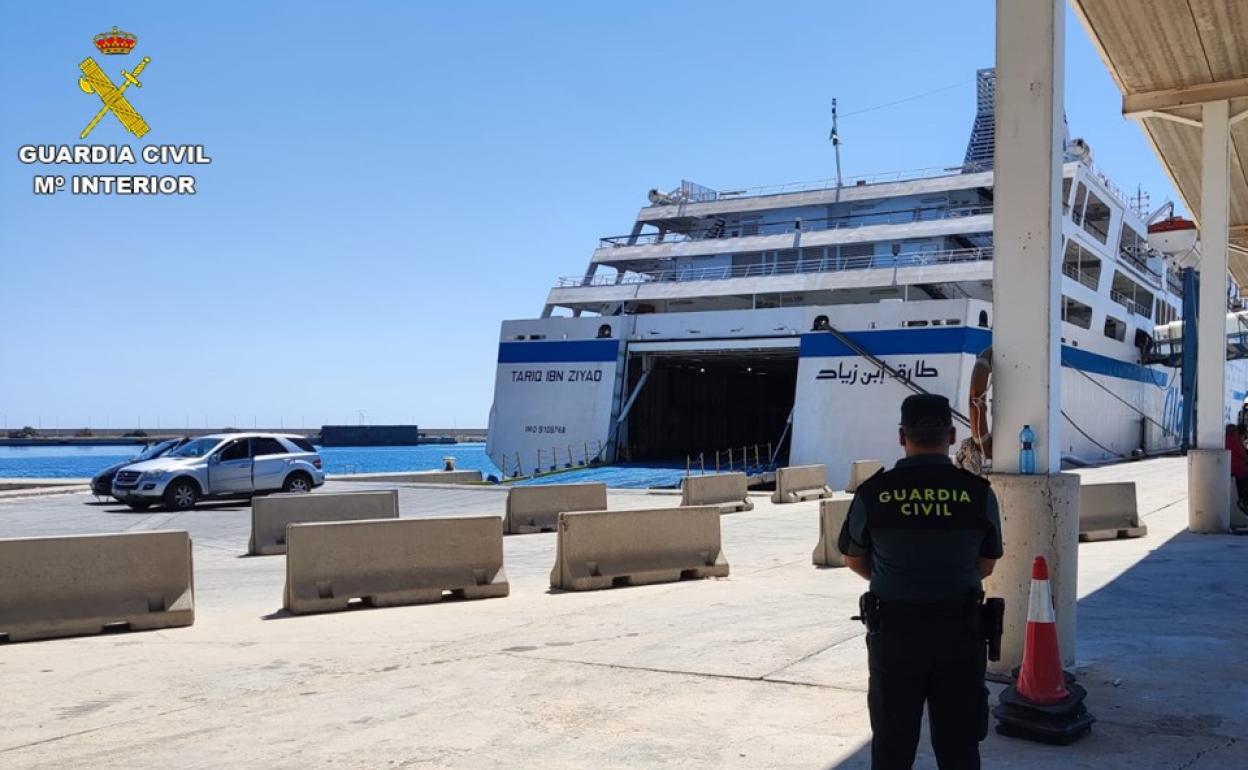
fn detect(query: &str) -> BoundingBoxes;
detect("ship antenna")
[829,99,843,200]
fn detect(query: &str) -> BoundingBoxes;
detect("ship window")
[1083,191,1111,244]
[1061,297,1093,329]
[1062,177,1072,214]
[741,217,760,237]
[1104,315,1126,341]
[1154,300,1177,327]
[905,320,929,327]
[1062,240,1101,289]
[1072,183,1088,225]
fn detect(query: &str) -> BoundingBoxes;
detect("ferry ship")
[487,70,1248,489]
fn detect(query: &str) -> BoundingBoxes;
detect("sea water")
[0,443,703,490]
[0,443,503,479]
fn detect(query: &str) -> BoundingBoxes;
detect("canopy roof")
[1072,0,1248,282]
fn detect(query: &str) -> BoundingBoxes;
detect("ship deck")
[0,458,1244,768]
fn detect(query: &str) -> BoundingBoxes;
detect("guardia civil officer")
[838,393,1003,770]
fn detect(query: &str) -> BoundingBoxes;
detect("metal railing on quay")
[685,443,775,477]
[494,440,607,480]
[555,247,994,289]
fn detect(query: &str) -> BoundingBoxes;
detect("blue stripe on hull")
[498,339,619,364]
[798,327,1167,387]
[799,327,992,358]
[496,329,1167,386]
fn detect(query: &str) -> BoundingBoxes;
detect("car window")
[136,439,177,461]
[219,439,250,462]
[290,438,316,453]
[253,437,287,456]
[169,437,222,458]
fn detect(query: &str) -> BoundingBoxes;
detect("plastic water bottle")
[1019,425,1036,475]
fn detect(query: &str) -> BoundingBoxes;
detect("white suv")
[112,433,325,511]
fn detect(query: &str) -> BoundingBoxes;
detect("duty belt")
[854,591,1005,661]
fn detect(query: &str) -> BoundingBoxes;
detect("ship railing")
[715,162,989,200]
[1117,246,1164,287]
[1061,262,1100,291]
[555,246,994,288]
[599,204,993,247]
[1109,289,1150,318]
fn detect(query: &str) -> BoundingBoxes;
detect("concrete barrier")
[249,490,399,555]
[771,464,833,504]
[506,482,607,534]
[284,516,508,614]
[1078,481,1148,542]
[811,499,852,567]
[680,473,753,514]
[550,506,729,591]
[845,460,885,492]
[331,469,483,484]
[0,530,194,643]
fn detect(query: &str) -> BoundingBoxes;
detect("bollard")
[443,456,456,472]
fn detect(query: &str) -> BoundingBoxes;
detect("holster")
[854,592,882,632]
[981,597,1005,662]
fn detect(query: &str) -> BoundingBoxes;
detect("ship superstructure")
[487,70,1248,487]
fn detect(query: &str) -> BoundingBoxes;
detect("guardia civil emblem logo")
[77,26,151,139]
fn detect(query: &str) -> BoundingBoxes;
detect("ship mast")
[829,98,843,200]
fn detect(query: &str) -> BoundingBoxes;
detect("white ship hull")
[487,300,1248,487]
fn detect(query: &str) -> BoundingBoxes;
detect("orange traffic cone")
[1016,556,1068,703]
[993,555,1095,745]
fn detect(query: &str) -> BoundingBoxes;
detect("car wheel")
[163,479,198,511]
[282,472,312,494]
[126,501,153,511]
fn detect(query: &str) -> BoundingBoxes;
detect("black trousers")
[866,604,988,770]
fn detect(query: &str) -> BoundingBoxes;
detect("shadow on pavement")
[825,528,1248,768]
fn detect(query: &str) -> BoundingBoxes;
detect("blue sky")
[0,1,1179,431]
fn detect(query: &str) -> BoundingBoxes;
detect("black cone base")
[993,682,1095,745]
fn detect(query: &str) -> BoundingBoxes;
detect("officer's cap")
[900,393,953,429]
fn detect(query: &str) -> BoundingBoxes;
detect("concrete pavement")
[0,458,1244,768]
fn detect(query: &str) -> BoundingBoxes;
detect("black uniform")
[839,453,1003,769]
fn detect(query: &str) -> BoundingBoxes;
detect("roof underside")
[1072,0,1248,283]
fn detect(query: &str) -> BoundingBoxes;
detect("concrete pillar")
[984,473,1080,674]
[988,0,1079,669]
[1190,449,1230,533]
[1191,99,1232,533]
[991,0,1064,475]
